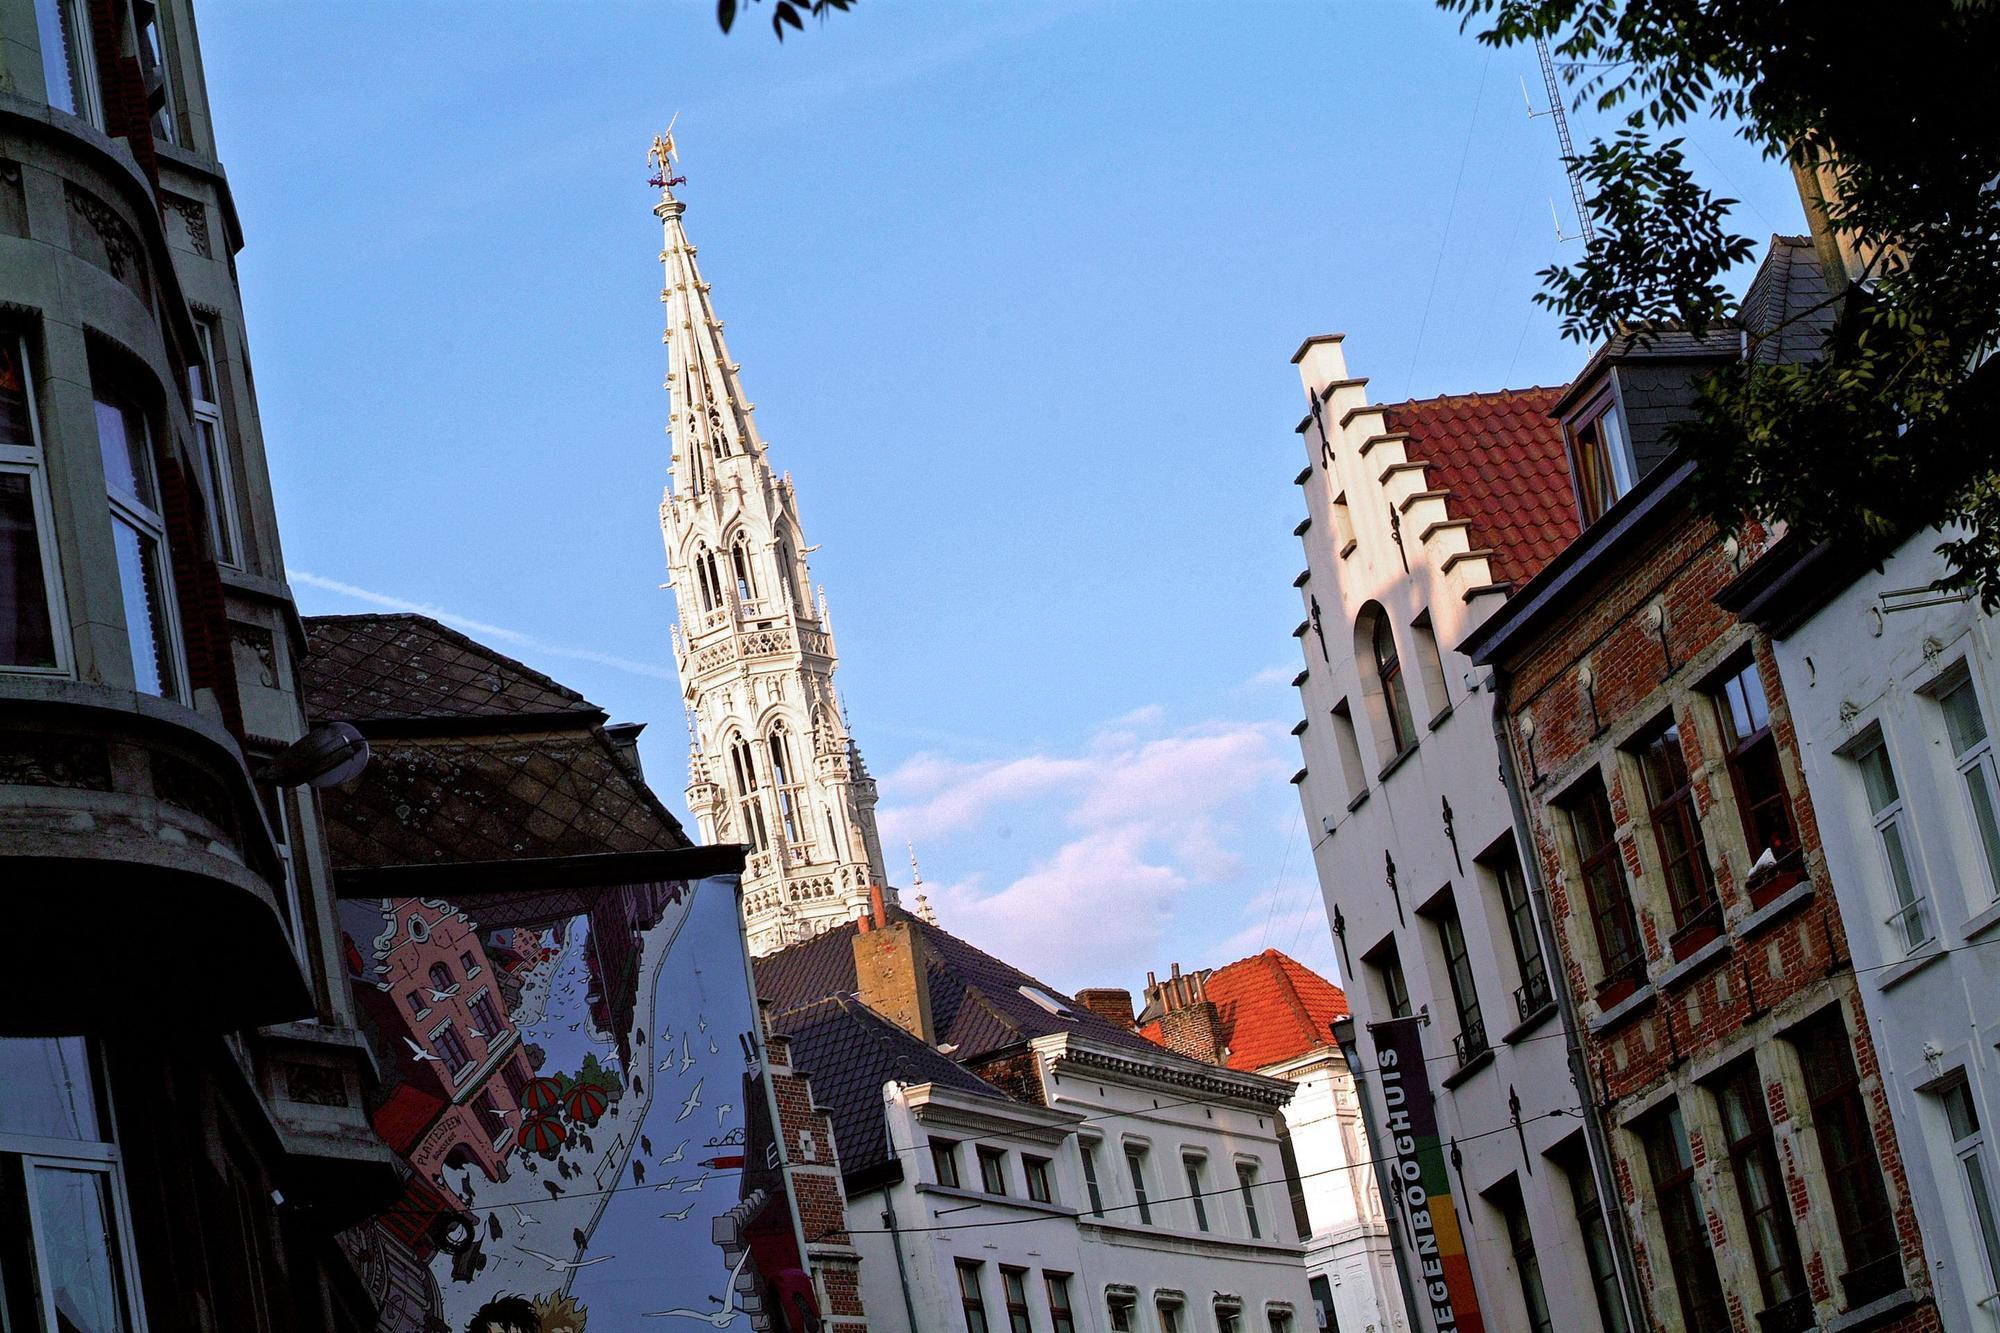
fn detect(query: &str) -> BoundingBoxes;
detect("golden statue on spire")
[649,117,686,191]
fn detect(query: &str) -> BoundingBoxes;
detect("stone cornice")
[1039,1037,1295,1109]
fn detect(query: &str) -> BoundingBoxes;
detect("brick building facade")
[1465,239,1937,1333]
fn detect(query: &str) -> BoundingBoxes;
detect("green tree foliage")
[716,0,852,42]
[1440,1,2000,600]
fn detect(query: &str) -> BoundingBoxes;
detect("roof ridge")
[304,612,600,715]
[1369,384,1566,415]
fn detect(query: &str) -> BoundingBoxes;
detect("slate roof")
[776,995,1002,1179]
[1738,235,1831,365]
[755,910,1163,1064]
[305,613,600,726]
[302,614,687,872]
[1137,949,1349,1073]
[1380,386,1579,589]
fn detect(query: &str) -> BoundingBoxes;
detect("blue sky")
[203,1,1805,993]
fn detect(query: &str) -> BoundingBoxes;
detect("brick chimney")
[1145,964,1222,1064]
[851,884,935,1045]
[1074,988,1136,1028]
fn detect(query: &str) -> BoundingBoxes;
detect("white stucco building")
[651,134,891,954]
[1724,527,2000,1331]
[1284,334,1637,1333]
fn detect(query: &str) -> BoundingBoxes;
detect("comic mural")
[336,875,812,1332]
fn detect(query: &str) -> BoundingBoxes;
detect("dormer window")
[1568,390,1633,525]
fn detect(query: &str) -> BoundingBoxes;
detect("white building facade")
[650,137,890,954]
[1285,334,1636,1333]
[1727,529,2000,1331]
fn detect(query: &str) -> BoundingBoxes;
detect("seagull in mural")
[661,1140,688,1165]
[716,1104,733,1126]
[697,1015,708,1032]
[511,1207,540,1228]
[642,1246,750,1324]
[659,1202,696,1222]
[676,1079,703,1123]
[680,1173,710,1193]
[653,1176,680,1193]
[680,1035,696,1073]
[658,1057,676,1073]
[707,1036,719,1056]
[427,985,461,1003]
[487,1105,515,1120]
[402,1037,440,1064]
[467,1028,487,1040]
[516,1246,612,1273]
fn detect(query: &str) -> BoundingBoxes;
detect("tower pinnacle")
[652,138,891,955]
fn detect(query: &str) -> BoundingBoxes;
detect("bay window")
[94,389,181,700]
[0,337,65,673]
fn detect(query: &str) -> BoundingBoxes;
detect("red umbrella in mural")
[516,1114,567,1156]
[520,1077,562,1115]
[564,1081,608,1125]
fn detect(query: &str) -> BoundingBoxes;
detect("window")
[1309,1276,1339,1333]
[1330,698,1369,805]
[1106,1292,1135,1332]
[1,339,65,672]
[692,545,720,611]
[1557,1140,1629,1333]
[769,726,806,845]
[460,950,479,976]
[0,1037,144,1333]
[469,990,502,1036]
[727,736,770,853]
[1369,611,1418,756]
[134,0,176,144]
[500,1056,529,1099]
[1079,1140,1103,1216]
[433,1024,472,1077]
[1940,1078,2000,1295]
[1713,658,1796,862]
[978,1145,1008,1195]
[1267,1310,1294,1333]
[1565,771,1643,982]
[1215,1299,1244,1333]
[1000,1267,1032,1333]
[1711,1059,1807,1317]
[32,0,101,125]
[931,1138,962,1189]
[1639,1102,1727,1332]
[1634,718,1717,933]
[404,991,427,1019]
[1370,940,1412,1019]
[428,962,454,993]
[1157,1298,1183,1333]
[1490,1179,1552,1333]
[1411,611,1450,721]
[1024,1155,1052,1204]
[1491,848,1551,1021]
[1044,1273,1076,1333]
[957,1260,990,1333]
[1237,1161,1263,1239]
[1941,678,2000,900]
[188,318,239,567]
[1184,1156,1209,1231]
[1430,897,1487,1063]
[95,389,180,699]
[1856,736,1931,950]
[1125,1145,1153,1224]
[731,536,757,604]
[1793,1010,1902,1301]
[1569,393,1632,525]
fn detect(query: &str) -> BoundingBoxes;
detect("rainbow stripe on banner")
[1370,1016,1484,1333]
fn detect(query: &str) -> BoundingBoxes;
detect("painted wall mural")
[337,875,810,1332]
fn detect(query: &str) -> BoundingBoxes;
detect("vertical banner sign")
[1370,1016,1485,1333]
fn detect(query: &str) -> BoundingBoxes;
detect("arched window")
[692,546,719,612]
[732,537,757,604]
[728,735,769,852]
[769,725,806,845]
[777,535,803,609]
[429,961,454,992]
[1372,613,1417,754]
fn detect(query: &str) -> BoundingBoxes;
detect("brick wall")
[766,1024,869,1330]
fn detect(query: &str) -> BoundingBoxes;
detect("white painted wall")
[1764,531,2000,1332]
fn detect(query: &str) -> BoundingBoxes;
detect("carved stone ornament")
[64,184,145,289]
[163,191,212,258]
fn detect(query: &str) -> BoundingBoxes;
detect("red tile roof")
[1380,387,1578,591]
[1138,949,1349,1073]
[371,1082,447,1156]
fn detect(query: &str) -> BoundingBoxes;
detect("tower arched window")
[777,535,803,610]
[732,537,757,605]
[1358,603,1418,762]
[769,724,806,846]
[692,546,720,612]
[728,735,769,853]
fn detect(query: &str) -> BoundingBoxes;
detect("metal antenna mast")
[1524,34,1594,243]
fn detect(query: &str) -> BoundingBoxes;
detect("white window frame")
[1,335,75,677]
[34,0,103,128]
[95,387,186,704]
[1941,1077,2000,1302]
[1854,733,1932,952]
[0,1039,151,1332]
[188,319,241,568]
[1936,672,2000,904]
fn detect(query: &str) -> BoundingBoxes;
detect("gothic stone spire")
[653,137,890,956]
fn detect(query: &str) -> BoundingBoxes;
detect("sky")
[201,0,1807,996]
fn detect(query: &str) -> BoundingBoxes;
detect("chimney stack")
[1144,962,1222,1064]
[852,885,934,1044]
[1075,988,1136,1028]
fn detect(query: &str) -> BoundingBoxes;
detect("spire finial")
[649,118,687,199]
[907,840,923,886]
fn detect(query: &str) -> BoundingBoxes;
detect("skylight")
[1019,984,1074,1017]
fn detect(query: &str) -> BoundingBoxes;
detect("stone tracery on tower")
[651,134,891,955]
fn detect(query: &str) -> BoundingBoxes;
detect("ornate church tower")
[650,134,890,955]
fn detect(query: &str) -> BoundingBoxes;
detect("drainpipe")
[879,1187,922,1333]
[1332,1016,1424,1333]
[1487,668,1648,1333]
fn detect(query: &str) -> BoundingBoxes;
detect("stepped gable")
[1139,948,1349,1073]
[756,910,1161,1063]
[304,612,600,726]
[1380,385,1576,589]
[777,996,1002,1179]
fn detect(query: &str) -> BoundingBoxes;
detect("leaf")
[717,0,736,32]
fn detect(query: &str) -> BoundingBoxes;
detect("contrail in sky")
[288,569,678,683]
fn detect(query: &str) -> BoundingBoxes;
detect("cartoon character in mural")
[464,1292,589,1333]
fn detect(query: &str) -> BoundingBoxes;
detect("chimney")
[1145,963,1222,1065]
[852,886,934,1044]
[1075,988,1136,1028]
